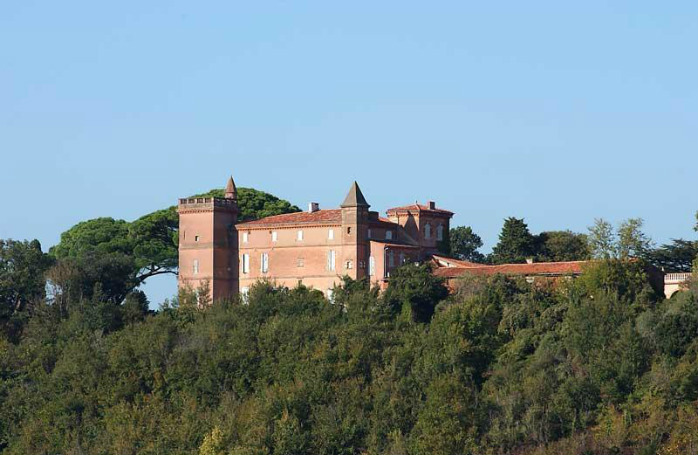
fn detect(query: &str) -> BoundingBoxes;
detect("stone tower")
[340,181,370,280]
[178,176,239,302]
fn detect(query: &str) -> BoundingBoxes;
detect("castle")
[178,176,453,301]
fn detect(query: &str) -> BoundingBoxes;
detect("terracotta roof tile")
[386,204,454,216]
[432,255,485,268]
[433,261,587,278]
[237,209,341,228]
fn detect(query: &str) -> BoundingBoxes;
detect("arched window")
[436,224,444,241]
[424,223,432,239]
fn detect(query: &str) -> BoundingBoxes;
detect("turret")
[224,176,237,200]
[340,181,370,280]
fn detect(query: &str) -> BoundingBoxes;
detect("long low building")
[431,254,671,296]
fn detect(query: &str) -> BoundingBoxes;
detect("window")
[367,229,372,239]
[436,224,444,241]
[326,289,334,303]
[297,230,304,241]
[271,231,278,242]
[347,227,352,234]
[242,254,250,274]
[328,229,334,240]
[261,253,269,273]
[369,256,375,276]
[345,260,353,269]
[192,259,199,275]
[242,232,249,243]
[424,223,432,239]
[399,252,406,264]
[327,250,336,271]
[388,251,395,268]
[241,287,250,304]
[297,257,305,267]
[195,235,200,242]
[385,230,393,240]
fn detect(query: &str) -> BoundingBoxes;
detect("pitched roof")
[432,261,587,278]
[225,176,237,199]
[341,181,370,208]
[237,209,342,228]
[432,254,484,268]
[386,203,453,216]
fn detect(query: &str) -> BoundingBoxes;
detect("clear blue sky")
[2,1,697,306]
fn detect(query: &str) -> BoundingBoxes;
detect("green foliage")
[535,230,590,262]
[588,218,653,260]
[0,239,53,340]
[490,217,536,264]
[2,248,698,455]
[382,263,449,323]
[448,226,485,262]
[648,239,698,272]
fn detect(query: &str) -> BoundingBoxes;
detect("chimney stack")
[428,201,436,210]
[308,202,320,213]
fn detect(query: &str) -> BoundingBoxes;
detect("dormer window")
[424,223,432,239]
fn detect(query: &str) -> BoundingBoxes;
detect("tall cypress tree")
[490,217,535,264]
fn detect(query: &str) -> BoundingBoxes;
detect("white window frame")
[297,230,304,241]
[193,259,199,275]
[242,254,250,274]
[271,231,278,242]
[369,256,375,276]
[328,228,334,240]
[242,232,249,243]
[241,287,250,304]
[327,250,336,271]
[261,253,269,273]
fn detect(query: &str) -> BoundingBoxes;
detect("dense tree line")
[1,252,698,454]
[1,195,697,454]
[451,216,698,272]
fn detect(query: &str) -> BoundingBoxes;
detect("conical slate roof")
[341,181,370,208]
[224,176,237,199]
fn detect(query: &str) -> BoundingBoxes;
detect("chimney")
[308,202,320,213]
[428,201,436,210]
[525,258,534,264]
